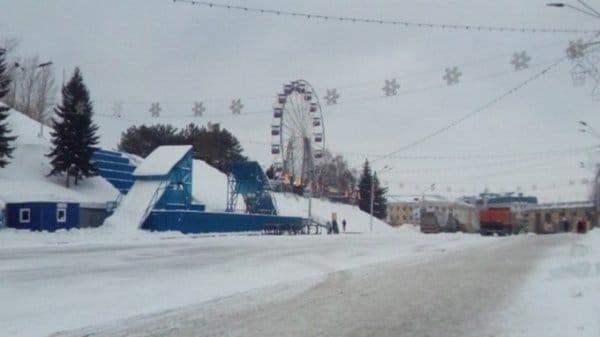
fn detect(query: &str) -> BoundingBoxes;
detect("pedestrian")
[342,219,347,232]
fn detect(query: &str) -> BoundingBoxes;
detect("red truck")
[479,207,517,236]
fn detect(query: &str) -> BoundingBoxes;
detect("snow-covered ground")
[0,227,495,337]
[489,229,600,337]
[0,107,118,207]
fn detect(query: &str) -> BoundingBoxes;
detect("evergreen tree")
[0,47,16,168]
[372,172,388,219]
[118,122,247,173]
[357,160,388,219]
[47,68,99,187]
[358,159,373,213]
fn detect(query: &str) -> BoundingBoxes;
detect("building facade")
[525,201,593,234]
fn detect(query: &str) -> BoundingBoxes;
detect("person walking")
[342,219,347,232]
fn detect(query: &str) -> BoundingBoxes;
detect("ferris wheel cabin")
[271,125,281,136]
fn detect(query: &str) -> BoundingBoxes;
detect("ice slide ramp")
[102,145,193,231]
[102,180,165,230]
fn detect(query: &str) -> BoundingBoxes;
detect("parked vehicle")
[420,208,460,233]
[479,207,517,236]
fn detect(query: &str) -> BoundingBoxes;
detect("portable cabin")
[5,201,79,231]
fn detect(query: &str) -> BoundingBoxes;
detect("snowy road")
[1,229,494,337]
[36,233,587,337]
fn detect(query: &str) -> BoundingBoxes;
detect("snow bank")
[273,192,398,233]
[491,229,600,337]
[192,159,246,211]
[0,109,118,207]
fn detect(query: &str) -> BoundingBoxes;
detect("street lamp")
[370,165,392,232]
[12,60,53,137]
[547,1,600,19]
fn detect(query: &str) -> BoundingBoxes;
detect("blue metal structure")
[92,149,136,194]
[143,210,304,234]
[145,150,194,210]
[5,202,79,231]
[99,146,308,234]
[227,161,278,215]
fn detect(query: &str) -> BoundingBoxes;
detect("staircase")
[227,161,279,215]
[92,149,137,194]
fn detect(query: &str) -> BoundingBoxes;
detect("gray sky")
[2,0,600,202]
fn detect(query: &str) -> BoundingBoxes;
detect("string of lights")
[95,40,566,109]
[239,138,596,161]
[373,57,565,163]
[172,0,599,34]
[94,56,558,120]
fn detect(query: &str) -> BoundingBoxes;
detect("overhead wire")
[172,0,599,34]
[372,57,566,164]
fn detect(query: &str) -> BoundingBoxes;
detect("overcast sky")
[2,0,600,202]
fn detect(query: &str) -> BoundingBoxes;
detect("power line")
[172,0,599,34]
[340,146,596,161]
[373,57,566,163]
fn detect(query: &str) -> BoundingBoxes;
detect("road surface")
[51,234,579,337]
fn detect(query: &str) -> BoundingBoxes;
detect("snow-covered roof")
[528,201,593,211]
[134,145,192,177]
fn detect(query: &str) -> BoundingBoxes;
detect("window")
[544,212,552,222]
[19,208,31,223]
[57,207,67,223]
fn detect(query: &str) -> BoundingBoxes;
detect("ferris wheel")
[270,80,326,187]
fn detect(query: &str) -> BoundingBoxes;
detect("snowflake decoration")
[230,99,243,115]
[443,66,462,85]
[192,101,206,117]
[75,101,86,115]
[566,39,586,60]
[323,89,340,105]
[382,78,400,96]
[149,102,161,117]
[510,51,531,71]
[112,101,123,118]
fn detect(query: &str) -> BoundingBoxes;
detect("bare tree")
[0,36,19,106]
[10,55,56,134]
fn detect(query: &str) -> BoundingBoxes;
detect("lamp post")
[13,60,53,137]
[370,165,392,232]
[578,120,600,227]
[547,1,600,18]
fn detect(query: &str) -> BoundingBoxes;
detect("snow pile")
[492,230,600,337]
[273,192,398,233]
[192,159,242,211]
[0,108,118,207]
